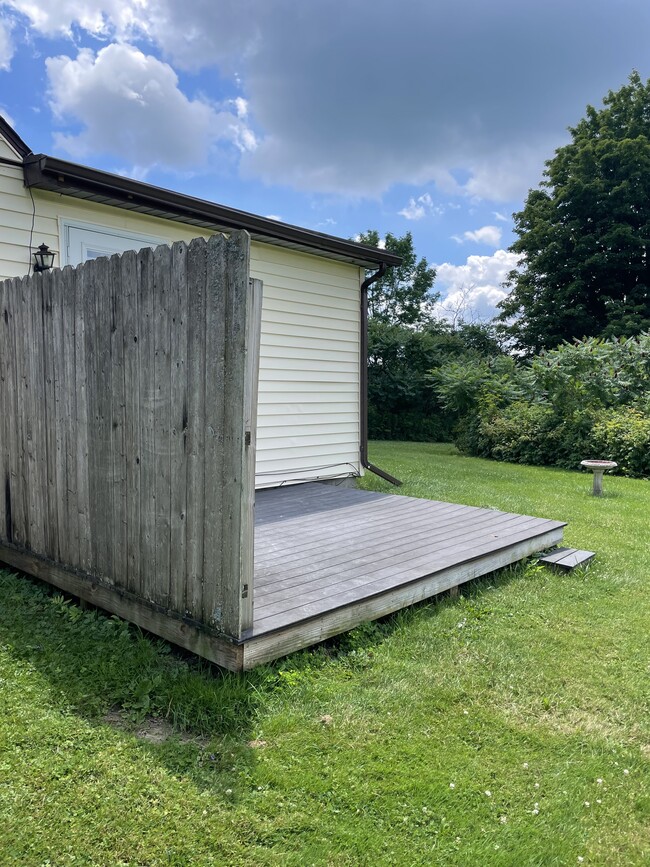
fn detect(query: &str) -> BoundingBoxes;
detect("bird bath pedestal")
[580,460,617,496]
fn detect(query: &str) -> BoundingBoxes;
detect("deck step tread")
[539,547,595,570]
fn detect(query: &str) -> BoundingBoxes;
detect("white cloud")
[434,249,518,322]
[458,225,502,247]
[233,126,257,153]
[264,214,282,221]
[4,0,137,37]
[399,198,426,221]
[461,146,558,201]
[3,0,257,67]
[453,225,503,247]
[493,211,509,222]
[45,43,256,171]
[399,193,434,221]
[5,0,649,199]
[0,17,14,70]
[232,96,248,119]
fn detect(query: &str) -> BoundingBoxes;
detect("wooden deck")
[241,483,566,668]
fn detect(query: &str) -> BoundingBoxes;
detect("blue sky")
[1,0,649,320]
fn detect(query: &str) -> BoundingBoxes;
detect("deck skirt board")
[250,484,566,650]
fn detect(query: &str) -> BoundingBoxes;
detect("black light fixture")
[32,242,56,273]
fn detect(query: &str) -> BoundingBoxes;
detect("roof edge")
[23,153,402,269]
[0,116,32,158]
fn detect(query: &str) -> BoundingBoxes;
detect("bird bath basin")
[580,460,617,496]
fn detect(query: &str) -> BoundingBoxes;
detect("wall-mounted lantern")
[32,243,56,273]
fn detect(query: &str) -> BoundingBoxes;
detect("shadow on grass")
[0,567,271,792]
[0,557,535,789]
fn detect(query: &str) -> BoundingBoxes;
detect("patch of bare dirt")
[103,709,207,746]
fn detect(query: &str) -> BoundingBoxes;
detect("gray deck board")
[254,511,546,595]
[255,504,490,573]
[251,483,565,639]
[254,520,562,626]
[254,499,476,556]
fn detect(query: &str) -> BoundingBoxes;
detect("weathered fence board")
[185,238,207,621]
[0,232,259,656]
[202,237,227,628]
[240,278,263,632]
[169,241,189,615]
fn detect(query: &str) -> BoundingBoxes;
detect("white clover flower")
[225,788,233,795]
[584,801,590,807]
[500,815,507,824]
[523,762,529,769]
[450,782,456,789]
[597,778,603,784]
[577,858,584,864]
[534,782,540,789]
[485,790,492,797]
[532,808,539,815]
[623,769,630,775]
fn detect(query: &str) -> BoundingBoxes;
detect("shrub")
[591,407,650,477]
[435,333,650,478]
[477,402,557,465]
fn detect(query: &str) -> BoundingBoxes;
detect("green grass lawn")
[1,442,648,865]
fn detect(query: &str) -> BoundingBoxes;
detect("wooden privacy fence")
[0,232,262,669]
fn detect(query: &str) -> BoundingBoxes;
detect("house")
[0,115,401,491]
[0,116,566,670]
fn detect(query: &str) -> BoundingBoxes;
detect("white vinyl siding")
[251,244,361,487]
[0,178,207,280]
[0,135,362,489]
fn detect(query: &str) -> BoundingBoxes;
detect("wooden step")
[539,547,595,571]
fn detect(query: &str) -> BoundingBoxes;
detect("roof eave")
[0,117,33,159]
[23,154,402,270]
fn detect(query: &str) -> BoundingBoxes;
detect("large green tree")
[357,230,437,326]
[498,72,650,354]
